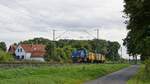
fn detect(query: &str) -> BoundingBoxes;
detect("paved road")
[84,65,139,84]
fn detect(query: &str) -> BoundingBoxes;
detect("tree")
[45,42,58,61]
[107,41,121,61]
[21,37,51,45]
[0,42,7,51]
[123,0,150,61]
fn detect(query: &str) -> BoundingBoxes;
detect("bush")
[128,65,150,84]
[0,50,13,62]
[145,59,150,77]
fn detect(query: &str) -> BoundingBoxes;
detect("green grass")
[128,65,150,84]
[0,64,129,84]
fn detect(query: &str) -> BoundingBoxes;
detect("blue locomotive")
[71,48,105,63]
[71,48,88,63]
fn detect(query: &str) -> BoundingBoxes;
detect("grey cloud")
[0,0,125,32]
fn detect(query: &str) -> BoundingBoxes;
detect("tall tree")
[123,0,150,61]
[107,41,120,61]
[0,42,7,51]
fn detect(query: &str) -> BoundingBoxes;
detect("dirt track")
[84,65,140,84]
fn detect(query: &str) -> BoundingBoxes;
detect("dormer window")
[20,48,22,52]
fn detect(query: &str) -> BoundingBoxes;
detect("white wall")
[25,53,31,60]
[15,45,45,62]
[15,45,26,59]
[30,57,45,62]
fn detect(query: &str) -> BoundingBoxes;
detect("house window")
[20,49,22,52]
[21,55,24,59]
[16,56,20,59]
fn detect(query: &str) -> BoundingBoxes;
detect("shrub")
[0,50,14,62]
[145,58,150,77]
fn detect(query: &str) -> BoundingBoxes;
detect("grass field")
[128,65,150,84]
[0,64,129,84]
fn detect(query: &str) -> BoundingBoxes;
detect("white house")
[15,44,46,62]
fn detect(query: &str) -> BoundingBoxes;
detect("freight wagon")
[71,49,105,63]
[87,52,105,63]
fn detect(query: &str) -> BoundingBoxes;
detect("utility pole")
[53,30,56,41]
[52,29,56,59]
[96,29,99,39]
[52,29,67,59]
[96,29,100,59]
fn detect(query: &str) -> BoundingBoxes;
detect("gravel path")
[84,65,140,84]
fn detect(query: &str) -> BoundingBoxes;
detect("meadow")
[0,64,129,84]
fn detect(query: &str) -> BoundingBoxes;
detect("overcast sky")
[0,0,130,58]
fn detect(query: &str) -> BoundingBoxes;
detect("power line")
[52,30,68,41]
[52,28,101,40]
[96,29,99,39]
[55,31,68,40]
[83,30,96,39]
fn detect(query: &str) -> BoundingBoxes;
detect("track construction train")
[71,49,105,63]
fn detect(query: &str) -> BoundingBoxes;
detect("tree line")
[0,38,121,63]
[20,37,121,62]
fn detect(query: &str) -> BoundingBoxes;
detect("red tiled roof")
[20,44,46,57]
[32,52,46,57]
